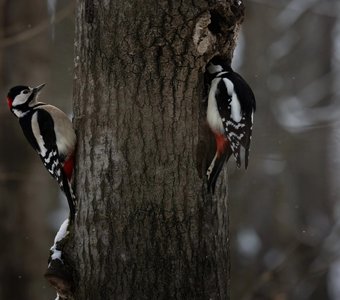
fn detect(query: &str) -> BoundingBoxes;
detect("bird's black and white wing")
[30,109,76,216]
[215,73,255,168]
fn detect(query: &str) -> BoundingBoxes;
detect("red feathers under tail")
[207,134,232,194]
[61,153,76,220]
[63,153,74,181]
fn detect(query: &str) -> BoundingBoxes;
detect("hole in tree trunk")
[208,10,226,35]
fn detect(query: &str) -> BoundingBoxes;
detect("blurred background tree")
[1,0,340,299]
[230,1,340,300]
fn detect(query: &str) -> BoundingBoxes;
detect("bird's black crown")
[7,85,29,99]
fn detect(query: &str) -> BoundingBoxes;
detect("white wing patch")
[223,78,242,123]
[40,105,76,157]
[31,112,48,156]
[207,78,224,134]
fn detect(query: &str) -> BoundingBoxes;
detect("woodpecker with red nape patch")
[205,56,256,193]
[7,84,77,220]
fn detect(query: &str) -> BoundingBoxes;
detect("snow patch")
[237,228,262,258]
[49,218,69,265]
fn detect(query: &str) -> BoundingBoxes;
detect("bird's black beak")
[33,83,46,94]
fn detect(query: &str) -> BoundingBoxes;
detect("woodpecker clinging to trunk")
[205,56,256,193]
[6,84,77,220]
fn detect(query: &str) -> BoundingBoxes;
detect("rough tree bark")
[63,0,244,299]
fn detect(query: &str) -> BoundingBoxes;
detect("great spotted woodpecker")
[205,56,256,193]
[7,84,77,220]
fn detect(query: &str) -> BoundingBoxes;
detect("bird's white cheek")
[12,94,30,106]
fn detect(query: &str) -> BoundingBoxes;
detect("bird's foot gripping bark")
[45,219,73,299]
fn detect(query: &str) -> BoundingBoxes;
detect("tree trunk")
[67,0,244,298]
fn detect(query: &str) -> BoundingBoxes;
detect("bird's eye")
[23,90,29,94]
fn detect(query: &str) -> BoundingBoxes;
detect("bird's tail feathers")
[60,171,76,221]
[207,148,232,194]
[244,147,249,169]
